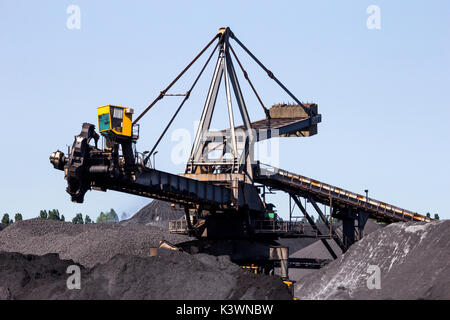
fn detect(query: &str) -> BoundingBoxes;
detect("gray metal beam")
[101,168,232,208]
[223,43,238,161]
[225,46,255,176]
[290,194,338,260]
[306,195,347,253]
[190,53,225,164]
[225,46,252,131]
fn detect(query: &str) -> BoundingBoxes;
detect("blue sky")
[0,0,449,221]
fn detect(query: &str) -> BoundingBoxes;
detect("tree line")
[1,209,441,227]
[427,213,440,220]
[1,213,22,226]
[1,208,121,226]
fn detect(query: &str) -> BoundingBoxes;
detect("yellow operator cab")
[97,105,134,137]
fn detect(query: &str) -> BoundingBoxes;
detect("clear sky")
[1,0,449,221]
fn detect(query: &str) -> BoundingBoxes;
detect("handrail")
[257,163,431,223]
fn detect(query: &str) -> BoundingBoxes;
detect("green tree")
[96,212,106,223]
[72,213,84,224]
[39,210,48,219]
[14,213,23,221]
[434,214,440,220]
[96,209,119,223]
[1,213,13,226]
[85,215,92,224]
[61,215,65,222]
[426,212,431,218]
[39,209,65,221]
[108,209,119,222]
[48,209,61,220]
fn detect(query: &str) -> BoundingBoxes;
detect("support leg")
[291,194,338,259]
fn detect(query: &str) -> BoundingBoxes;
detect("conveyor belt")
[255,164,431,223]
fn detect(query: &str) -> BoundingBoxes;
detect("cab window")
[98,113,110,131]
[111,107,123,133]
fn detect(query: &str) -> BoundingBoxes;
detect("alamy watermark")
[366,5,381,30]
[169,122,280,173]
[66,5,81,30]
[66,265,81,290]
[366,265,381,290]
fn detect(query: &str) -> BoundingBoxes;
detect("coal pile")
[0,218,190,268]
[277,222,340,255]
[295,220,450,299]
[0,251,292,300]
[120,200,184,228]
[0,252,81,300]
[281,220,385,282]
[0,219,292,300]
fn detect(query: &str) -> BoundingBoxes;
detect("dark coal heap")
[120,200,184,228]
